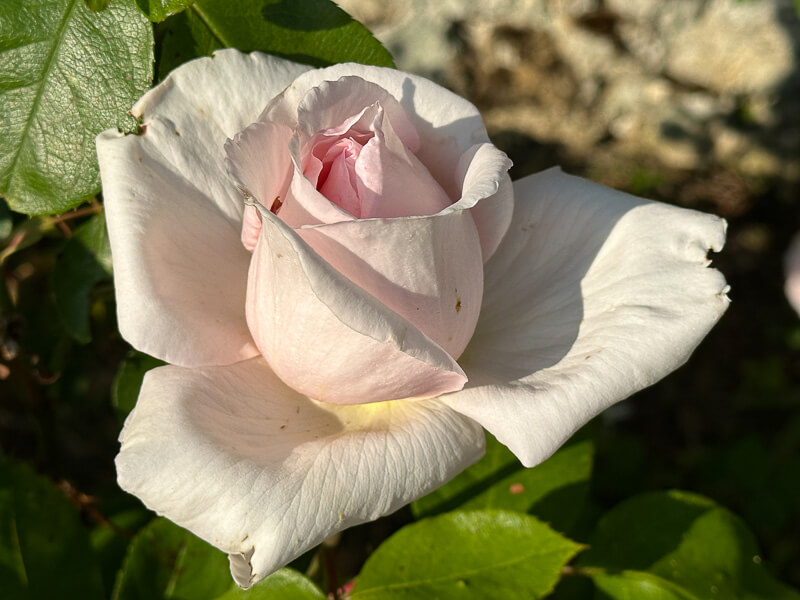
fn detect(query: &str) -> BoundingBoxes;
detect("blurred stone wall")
[338,0,800,187]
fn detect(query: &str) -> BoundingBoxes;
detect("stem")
[49,203,102,224]
[320,544,340,598]
[56,220,71,238]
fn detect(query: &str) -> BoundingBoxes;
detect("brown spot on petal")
[455,288,462,313]
[270,196,283,214]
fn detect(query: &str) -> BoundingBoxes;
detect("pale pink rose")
[97,50,729,588]
[786,233,800,315]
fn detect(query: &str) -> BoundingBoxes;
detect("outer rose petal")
[246,206,468,404]
[116,358,485,588]
[442,168,730,467]
[98,50,312,366]
[456,145,514,262]
[131,50,311,226]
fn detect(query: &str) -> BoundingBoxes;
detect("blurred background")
[1,0,799,593]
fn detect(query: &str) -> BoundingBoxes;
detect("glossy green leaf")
[156,0,394,80]
[51,213,112,343]
[112,350,165,421]
[114,518,324,600]
[0,0,153,215]
[0,454,104,599]
[412,435,593,532]
[579,491,800,600]
[351,510,582,599]
[136,0,193,22]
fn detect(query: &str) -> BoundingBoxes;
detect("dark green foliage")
[111,351,164,421]
[156,0,394,80]
[580,491,800,600]
[114,518,325,600]
[412,434,593,533]
[0,455,105,599]
[51,213,112,343]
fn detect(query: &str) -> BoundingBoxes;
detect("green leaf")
[579,490,800,600]
[0,199,11,242]
[83,0,110,12]
[351,510,583,599]
[90,509,152,595]
[156,0,394,80]
[412,435,593,533]
[114,518,324,600]
[50,213,112,343]
[215,568,325,599]
[136,0,193,22]
[592,573,688,600]
[113,518,230,600]
[112,350,165,420]
[0,0,154,215]
[0,454,104,599]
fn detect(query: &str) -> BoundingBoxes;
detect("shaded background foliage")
[0,0,798,598]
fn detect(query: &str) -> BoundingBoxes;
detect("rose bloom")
[97,50,729,588]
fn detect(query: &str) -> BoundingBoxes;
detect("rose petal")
[294,77,420,154]
[352,103,452,218]
[452,144,514,262]
[441,168,729,467]
[225,121,297,250]
[98,50,312,366]
[132,49,312,226]
[98,126,257,366]
[116,358,485,588]
[246,206,468,404]
[298,210,483,358]
[276,77,435,223]
[263,63,488,200]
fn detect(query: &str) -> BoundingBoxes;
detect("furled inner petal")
[299,96,452,219]
[260,65,487,201]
